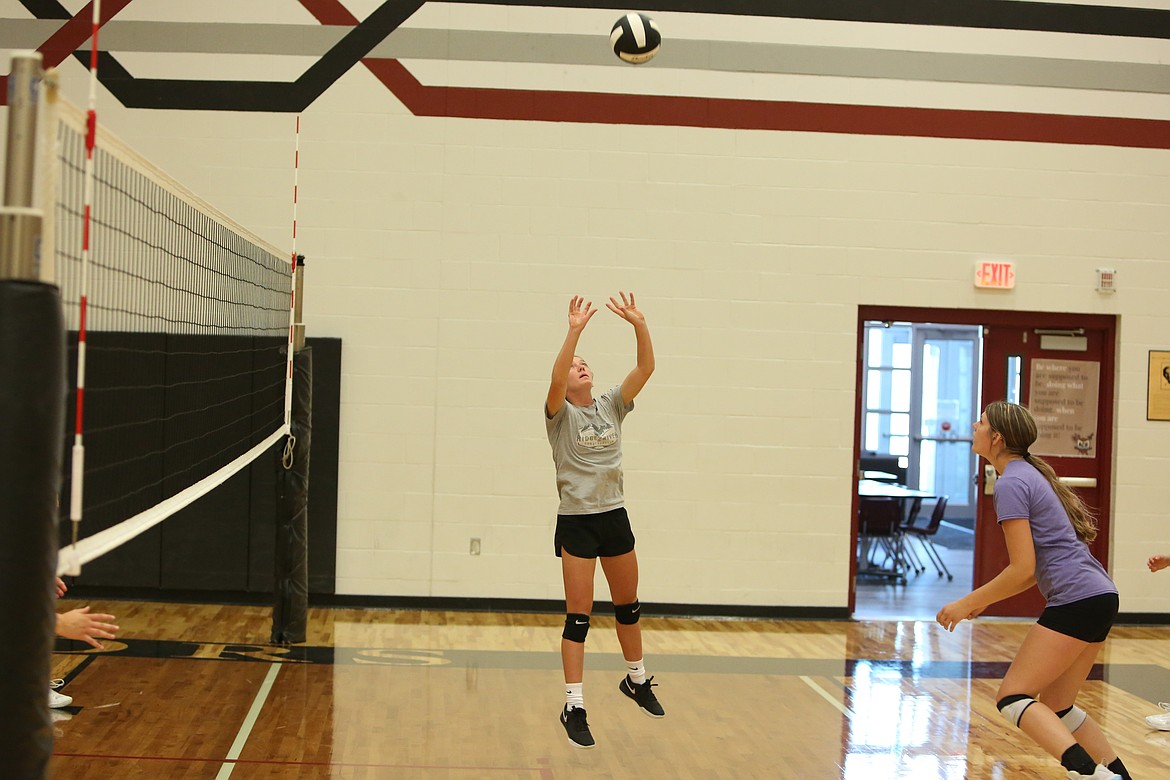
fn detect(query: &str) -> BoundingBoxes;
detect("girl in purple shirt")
[937,402,1130,780]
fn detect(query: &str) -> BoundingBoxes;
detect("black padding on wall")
[159,335,256,590]
[307,337,340,594]
[60,332,166,588]
[60,333,340,597]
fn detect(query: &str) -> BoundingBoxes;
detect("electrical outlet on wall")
[470,537,481,555]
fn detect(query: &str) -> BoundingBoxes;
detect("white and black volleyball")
[610,12,661,64]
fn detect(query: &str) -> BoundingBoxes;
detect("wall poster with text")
[1028,359,1100,457]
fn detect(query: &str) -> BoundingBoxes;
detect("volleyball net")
[44,94,294,576]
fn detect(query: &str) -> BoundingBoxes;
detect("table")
[857,481,935,582]
[859,479,934,499]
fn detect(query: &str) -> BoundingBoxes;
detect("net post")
[274,333,312,645]
[36,68,60,286]
[274,114,309,643]
[0,50,63,778]
[294,254,306,352]
[1,52,45,281]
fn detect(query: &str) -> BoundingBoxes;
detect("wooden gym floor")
[48,600,1170,779]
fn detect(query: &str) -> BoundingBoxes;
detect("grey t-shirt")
[993,459,1116,607]
[545,385,633,515]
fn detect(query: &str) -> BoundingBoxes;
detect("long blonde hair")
[984,401,1098,543]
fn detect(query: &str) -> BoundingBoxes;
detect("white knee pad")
[997,694,1037,727]
[1056,704,1087,733]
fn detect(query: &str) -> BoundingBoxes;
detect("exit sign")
[974,260,1016,289]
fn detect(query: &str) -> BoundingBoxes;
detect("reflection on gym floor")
[46,601,1170,779]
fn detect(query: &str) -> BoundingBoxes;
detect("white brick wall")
[5,5,1169,613]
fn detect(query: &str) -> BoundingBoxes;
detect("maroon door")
[975,315,1115,617]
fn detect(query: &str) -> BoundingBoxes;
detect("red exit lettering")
[974,261,1016,289]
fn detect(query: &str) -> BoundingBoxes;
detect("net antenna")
[282,114,301,458]
[65,0,103,568]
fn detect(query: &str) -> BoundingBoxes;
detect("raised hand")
[568,295,596,333]
[606,291,645,326]
[1149,554,1170,573]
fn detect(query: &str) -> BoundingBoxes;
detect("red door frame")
[851,305,1117,614]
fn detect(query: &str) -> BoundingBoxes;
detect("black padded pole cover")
[273,347,311,644]
[0,281,65,778]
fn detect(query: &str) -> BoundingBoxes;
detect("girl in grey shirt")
[545,292,662,749]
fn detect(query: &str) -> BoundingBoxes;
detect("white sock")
[626,659,646,685]
[565,682,584,711]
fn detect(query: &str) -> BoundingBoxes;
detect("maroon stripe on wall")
[298,0,356,26]
[311,0,1168,148]
[371,59,1170,149]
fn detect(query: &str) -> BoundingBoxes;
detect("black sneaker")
[619,675,665,718]
[560,705,596,749]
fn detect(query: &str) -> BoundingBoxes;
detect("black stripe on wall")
[16,0,1169,45]
[20,0,425,112]
[455,0,1170,40]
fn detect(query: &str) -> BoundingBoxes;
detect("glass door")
[908,326,981,518]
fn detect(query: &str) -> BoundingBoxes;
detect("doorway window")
[862,322,981,515]
[863,324,913,466]
[912,327,981,513]
[1006,355,1023,403]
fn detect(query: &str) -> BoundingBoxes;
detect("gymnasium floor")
[48,601,1170,779]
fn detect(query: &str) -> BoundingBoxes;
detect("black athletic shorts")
[554,507,636,559]
[1037,592,1119,643]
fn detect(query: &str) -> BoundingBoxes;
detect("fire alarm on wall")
[1096,268,1117,293]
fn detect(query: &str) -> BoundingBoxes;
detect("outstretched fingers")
[82,613,119,649]
[568,295,597,329]
[606,291,642,322]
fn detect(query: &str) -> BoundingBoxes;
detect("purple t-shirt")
[993,459,1115,607]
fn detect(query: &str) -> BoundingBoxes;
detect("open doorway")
[850,306,1116,621]
[854,320,980,620]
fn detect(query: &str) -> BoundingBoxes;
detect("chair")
[858,497,908,583]
[898,497,926,575]
[904,496,952,580]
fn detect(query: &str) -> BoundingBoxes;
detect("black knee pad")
[563,613,590,643]
[614,600,641,625]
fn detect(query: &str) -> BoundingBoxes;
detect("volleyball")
[610,13,661,64]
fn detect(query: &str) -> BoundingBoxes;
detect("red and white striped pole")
[65,0,102,573]
[283,115,300,430]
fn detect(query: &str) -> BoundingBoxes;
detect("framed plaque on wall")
[1149,350,1170,422]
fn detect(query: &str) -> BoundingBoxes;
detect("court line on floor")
[215,662,281,780]
[800,674,855,718]
[56,752,552,774]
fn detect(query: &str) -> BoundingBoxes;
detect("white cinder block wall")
[3,1,1168,614]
